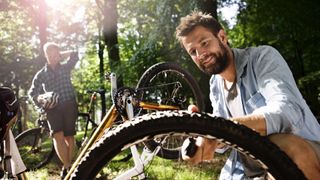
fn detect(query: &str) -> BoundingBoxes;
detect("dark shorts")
[46,100,78,136]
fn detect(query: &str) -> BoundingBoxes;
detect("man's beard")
[199,41,229,75]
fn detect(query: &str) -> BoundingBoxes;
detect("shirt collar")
[232,48,250,81]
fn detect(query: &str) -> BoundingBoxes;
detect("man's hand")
[188,104,199,112]
[60,50,76,60]
[181,137,218,164]
[37,94,45,104]
[181,105,218,164]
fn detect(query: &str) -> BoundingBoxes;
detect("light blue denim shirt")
[209,45,320,179]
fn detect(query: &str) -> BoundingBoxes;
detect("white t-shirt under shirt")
[223,83,267,178]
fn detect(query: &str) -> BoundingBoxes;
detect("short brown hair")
[175,11,223,43]
[43,42,59,58]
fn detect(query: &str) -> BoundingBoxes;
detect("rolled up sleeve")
[64,51,79,69]
[250,46,304,135]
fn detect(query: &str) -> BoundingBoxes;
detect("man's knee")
[53,131,65,141]
[268,134,300,155]
[268,133,320,179]
[268,134,313,160]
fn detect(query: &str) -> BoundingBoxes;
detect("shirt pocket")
[245,92,266,113]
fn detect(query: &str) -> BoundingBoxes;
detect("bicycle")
[0,87,27,179]
[14,90,101,171]
[16,61,205,173]
[67,64,306,179]
[11,96,29,137]
[69,110,306,180]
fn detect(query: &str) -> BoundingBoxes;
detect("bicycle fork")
[114,96,160,180]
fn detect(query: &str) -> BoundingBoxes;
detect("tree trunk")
[98,40,107,117]
[38,0,47,61]
[197,0,218,19]
[102,0,123,88]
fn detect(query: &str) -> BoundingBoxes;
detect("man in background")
[28,42,79,179]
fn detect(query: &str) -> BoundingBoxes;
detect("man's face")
[181,26,229,75]
[46,46,61,65]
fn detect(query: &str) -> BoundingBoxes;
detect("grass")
[24,155,62,179]
[96,147,229,179]
[22,131,90,179]
[21,130,229,179]
[24,149,228,179]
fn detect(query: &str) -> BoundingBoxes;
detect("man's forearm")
[60,50,75,60]
[231,114,267,136]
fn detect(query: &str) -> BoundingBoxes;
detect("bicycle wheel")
[15,127,55,170]
[136,62,205,159]
[70,111,305,180]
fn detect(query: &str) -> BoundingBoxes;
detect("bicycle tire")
[71,110,305,180]
[136,62,205,159]
[15,128,55,170]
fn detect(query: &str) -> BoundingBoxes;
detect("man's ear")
[217,29,228,45]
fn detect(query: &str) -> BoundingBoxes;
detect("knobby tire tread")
[71,110,305,180]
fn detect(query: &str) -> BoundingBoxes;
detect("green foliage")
[0,0,39,90]
[72,42,112,112]
[1,0,207,111]
[116,0,200,86]
[227,0,320,115]
[298,71,320,116]
[2,0,319,115]
[228,0,320,76]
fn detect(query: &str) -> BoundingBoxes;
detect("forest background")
[1,0,319,125]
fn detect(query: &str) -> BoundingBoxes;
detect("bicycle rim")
[71,111,305,180]
[15,128,55,170]
[136,62,205,159]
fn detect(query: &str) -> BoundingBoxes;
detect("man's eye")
[189,50,196,56]
[201,40,208,47]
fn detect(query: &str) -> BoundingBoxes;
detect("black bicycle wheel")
[136,62,205,159]
[15,128,55,170]
[70,110,305,180]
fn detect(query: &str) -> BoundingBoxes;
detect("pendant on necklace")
[225,81,237,101]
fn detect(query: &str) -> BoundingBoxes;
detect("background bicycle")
[11,96,33,137]
[14,90,101,171]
